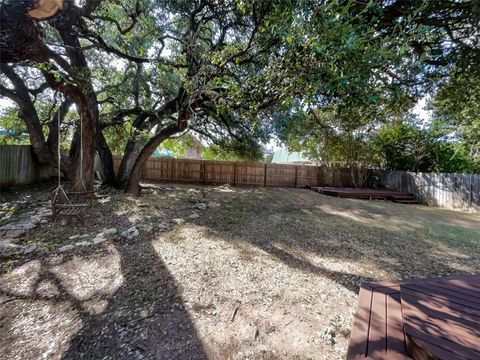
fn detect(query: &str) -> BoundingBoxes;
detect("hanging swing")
[51,98,92,223]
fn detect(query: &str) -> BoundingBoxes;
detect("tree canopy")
[0,0,479,194]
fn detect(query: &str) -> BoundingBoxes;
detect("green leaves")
[2,0,477,173]
[431,69,480,168]
[371,117,478,173]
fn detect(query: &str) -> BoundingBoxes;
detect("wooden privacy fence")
[3,147,478,213]
[113,157,361,188]
[0,145,55,189]
[385,171,480,213]
[113,157,479,213]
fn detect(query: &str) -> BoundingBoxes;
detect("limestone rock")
[59,244,75,252]
[0,224,17,231]
[140,309,150,318]
[0,237,19,244]
[138,224,153,233]
[23,245,38,254]
[103,228,117,235]
[75,241,91,247]
[1,220,37,230]
[5,229,26,239]
[0,241,20,252]
[194,203,207,211]
[93,236,107,245]
[121,226,139,239]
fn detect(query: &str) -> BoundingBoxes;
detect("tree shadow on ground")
[61,238,208,360]
[251,240,375,293]
[198,186,480,294]
[0,191,208,360]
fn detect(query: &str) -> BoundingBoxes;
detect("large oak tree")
[1,0,478,195]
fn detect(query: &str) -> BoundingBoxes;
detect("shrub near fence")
[112,156,359,188]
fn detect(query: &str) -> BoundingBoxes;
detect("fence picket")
[385,171,479,213]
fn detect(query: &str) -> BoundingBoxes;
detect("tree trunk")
[59,29,116,186]
[57,29,100,191]
[1,0,103,191]
[117,112,154,188]
[117,139,143,188]
[126,124,182,195]
[95,127,116,185]
[46,97,72,151]
[71,99,96,192]
[69,129,79,160]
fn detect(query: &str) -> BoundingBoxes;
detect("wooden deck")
[347,275,480,359]
[311,187,420,204]
[347,282,409,359]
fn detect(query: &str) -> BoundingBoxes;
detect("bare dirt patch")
[1,183,480,359]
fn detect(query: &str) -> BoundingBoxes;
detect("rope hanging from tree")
[51,95,90,222]
[52,96,69,204]
[71,105,86,192]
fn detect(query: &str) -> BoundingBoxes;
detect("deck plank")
[347,284,411,359]
[347,286,374,359]
[400,291,480,332]
[404,282,480,305]
[429,281,480,299]
[406,334,465,360]
[404,325,480,359]
[402,283,480,309]
[442,277,480,291]
[402,301,480,350]
[386,293,406,355]
[400,276,480,360]
[347,275,480,360]
[367,291,387,355]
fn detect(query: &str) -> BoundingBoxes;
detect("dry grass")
[1,183,480,359]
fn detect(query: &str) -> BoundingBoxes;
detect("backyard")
[1,183,479,360]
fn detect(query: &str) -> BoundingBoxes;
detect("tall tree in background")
[431,70,480,166]
[275,0,480,175]
[1,0,479,196]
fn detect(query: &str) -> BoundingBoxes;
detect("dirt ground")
[1,182,480,360]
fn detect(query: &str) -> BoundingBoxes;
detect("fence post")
[202,161,206,184]
[470,174,473,207]
[295,166,298,187]
[171,158,175,183]
[264,163,267,187]
[233,162,237,185]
